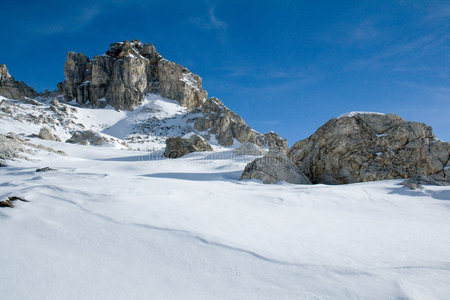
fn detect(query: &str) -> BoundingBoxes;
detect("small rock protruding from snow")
[66,130,106,146]
[38,127,60,142]
[164,133,213,158]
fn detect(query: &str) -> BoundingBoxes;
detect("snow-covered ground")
[1,96,450,299]
[0,138,449,299]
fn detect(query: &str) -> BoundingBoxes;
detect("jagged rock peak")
[0,64,38,99]
[0,64,11,80]
[58,39,207,110]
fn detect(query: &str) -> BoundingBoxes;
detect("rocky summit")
[288,112,450,184]
[58,39,207,110]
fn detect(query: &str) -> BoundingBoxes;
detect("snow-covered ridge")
[338,111,386,118]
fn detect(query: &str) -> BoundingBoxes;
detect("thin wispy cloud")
[33,6,101,34]
[189,2,228,31]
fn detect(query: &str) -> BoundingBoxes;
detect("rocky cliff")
[58,40,207,110]
[0,64,38,99]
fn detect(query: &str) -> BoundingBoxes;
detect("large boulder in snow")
[0,64,38,100]
[289,112,450,184]
[164,133,213,158]
[58,40,208,110]
[66,130,106,146]
[241,150,311,184]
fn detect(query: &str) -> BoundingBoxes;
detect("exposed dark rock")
[8,196,29,202]
[164,133,213,158]
[0,196,29,208]
[36,167,57,172]
[0,200,14,208]
[241,150,311,184]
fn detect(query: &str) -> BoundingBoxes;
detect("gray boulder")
[241,150,311,184]
[289,113,450,184]
[164,133,213,158]
[66,130,106,146]
[38,127,60,141]
[58,40,208,110]
[0,64,38,100]
[233,143,266,156]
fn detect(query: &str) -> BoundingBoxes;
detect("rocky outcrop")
[289,113,450,184]
[0,133,26,164]
[59,40,207,110]
[263,131,289,152]
[164,133,213,158]
[241,150,311,184]
[0,64,38,99]
[66,130,106,146]
[233,143,266,156]
[38,127,60,141]
[193,97,287,148]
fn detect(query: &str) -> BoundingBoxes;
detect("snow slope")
[1,135,450,299]
[0,94,231,151]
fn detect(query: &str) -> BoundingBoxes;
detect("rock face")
[289,113,450,184]
[164,133,213,158]
[66,130,106,146]
[0,64,38,99]
[241,150,311,184]
[58,40,207,110]
[193,97,287,148]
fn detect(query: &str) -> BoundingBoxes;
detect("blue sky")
[1,0,449,143]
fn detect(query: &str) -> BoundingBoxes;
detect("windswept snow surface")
[0,138,450,299]
[1,96,450,299]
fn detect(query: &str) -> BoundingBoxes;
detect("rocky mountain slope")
[0,40,287,156]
